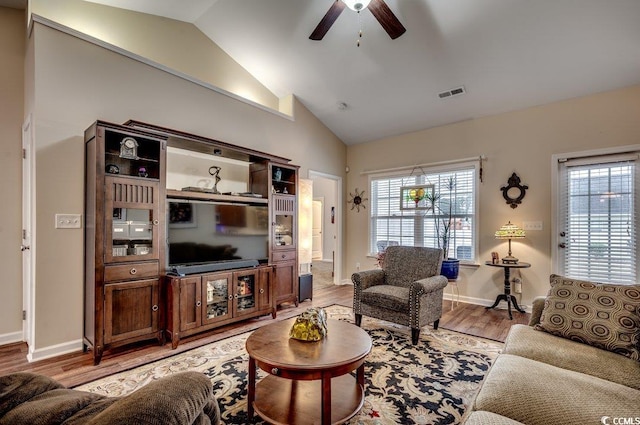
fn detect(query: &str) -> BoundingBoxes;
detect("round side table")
[485,261,530,319]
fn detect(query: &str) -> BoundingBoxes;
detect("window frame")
[552,145,640,284]
[367,160,480,265]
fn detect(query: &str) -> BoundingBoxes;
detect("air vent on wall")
[438,86,466,99]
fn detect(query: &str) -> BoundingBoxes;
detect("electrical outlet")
[55,214,82,229]
[523,221,543,231]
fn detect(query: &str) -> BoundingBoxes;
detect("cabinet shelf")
[106,152,159,163]
[167,189,268,204]
[207,296,227,304]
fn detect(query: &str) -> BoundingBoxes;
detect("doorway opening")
[308,170,342,291]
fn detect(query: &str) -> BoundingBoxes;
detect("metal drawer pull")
[130,268,137,275]
[234,294,238,299]
[281,254,286,259]
[259,289,264,294]
[152,304,159,312]
[271,367,279,375]
[228,294,233,300]
[153,219,159,225]
[196,301,202,307]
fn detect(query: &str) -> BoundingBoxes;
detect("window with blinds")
[558,153,639,284]
[369,165,477,262]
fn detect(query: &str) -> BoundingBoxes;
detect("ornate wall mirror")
[501,172,528,209]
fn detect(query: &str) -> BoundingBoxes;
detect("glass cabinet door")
[235,271,257,316]
[110,207,155,260]
[204,275,231,322]
[104,176,160,263]
[274,213,294,248]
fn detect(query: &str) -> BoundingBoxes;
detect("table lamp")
[495,221,525,264]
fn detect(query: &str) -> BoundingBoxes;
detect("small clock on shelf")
[119,137,139,160]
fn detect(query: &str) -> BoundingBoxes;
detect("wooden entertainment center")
[84,120,299,364]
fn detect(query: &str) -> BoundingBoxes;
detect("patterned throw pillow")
[535,274,640,361]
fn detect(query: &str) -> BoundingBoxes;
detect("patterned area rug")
[75,305,502,424]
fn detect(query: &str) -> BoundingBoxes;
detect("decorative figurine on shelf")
[106,164,119,174]
[137,166,148,178]
[274,167,282,182]
[209,166,221,194]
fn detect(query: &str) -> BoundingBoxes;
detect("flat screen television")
[167,200,269,273]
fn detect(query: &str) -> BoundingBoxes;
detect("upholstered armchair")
[352,246,448,344]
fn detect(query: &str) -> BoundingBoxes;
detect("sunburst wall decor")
[348,188,368,212]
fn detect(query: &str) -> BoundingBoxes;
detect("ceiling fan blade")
[310,0,346,40]
[368,0,406,39]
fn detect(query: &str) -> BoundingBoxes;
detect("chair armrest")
[351,269,385,291]
[87,372,219,425]
[412,275,448,294]
[529,297,546,326]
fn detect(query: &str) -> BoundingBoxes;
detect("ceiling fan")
[310,0,406,41]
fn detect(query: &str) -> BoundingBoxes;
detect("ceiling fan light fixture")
[343,0,371,12]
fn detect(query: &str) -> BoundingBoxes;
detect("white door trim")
[308,170,343,285]
[312,197,323,260]
[22,114,36,357]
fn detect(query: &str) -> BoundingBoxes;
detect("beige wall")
[346,85,640,309]
[31,0,280,111]
[0,7,25,342]
[26,21,345,356]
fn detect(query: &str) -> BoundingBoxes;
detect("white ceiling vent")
[438,86,466,100]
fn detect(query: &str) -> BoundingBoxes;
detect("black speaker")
[299,273,313,302]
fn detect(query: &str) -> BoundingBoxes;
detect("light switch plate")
[523,221,543,231]
[55,214,82,229]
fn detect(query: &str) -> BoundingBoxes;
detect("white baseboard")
[0,331,23,346]
[27,339,84,363]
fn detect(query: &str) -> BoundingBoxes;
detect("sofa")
[0,371,220,425]
[464,275,640,425]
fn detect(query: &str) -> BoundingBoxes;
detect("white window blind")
[370,166,477,262]
[558,153,639,284]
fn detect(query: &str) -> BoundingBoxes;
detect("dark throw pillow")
[535,274,640,361]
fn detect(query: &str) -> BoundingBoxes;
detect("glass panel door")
[205,276,231,321]
[274,214,294,247]
[236,273,256,313]
[111,207,154,259]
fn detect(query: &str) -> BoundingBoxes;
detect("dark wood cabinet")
[166,266,275,349]
[84,120,300,362]
[269,165,299,306]
[103,279,161,344]
[84,121,166,365]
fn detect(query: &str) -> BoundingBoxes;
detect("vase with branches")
[425,177,460,279]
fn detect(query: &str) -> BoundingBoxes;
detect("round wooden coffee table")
[246,318,372,425]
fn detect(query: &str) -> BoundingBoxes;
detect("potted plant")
[425,177,460,280]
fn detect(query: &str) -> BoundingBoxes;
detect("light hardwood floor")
[0,284,529,387]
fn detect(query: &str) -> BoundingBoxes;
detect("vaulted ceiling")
[29,1,640,144]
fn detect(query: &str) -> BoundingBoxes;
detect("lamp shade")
[495,221,525,239]
[495,221,524,264]
[343,0,371,11]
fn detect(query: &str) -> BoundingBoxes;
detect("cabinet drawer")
[105,262,159,282]
[271,250,296,262]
